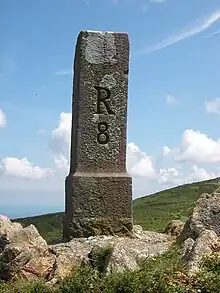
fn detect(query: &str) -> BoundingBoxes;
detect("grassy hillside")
[133,177,220,232]
[12,177,220,243]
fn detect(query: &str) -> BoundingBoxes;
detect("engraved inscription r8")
[94,86,115,145]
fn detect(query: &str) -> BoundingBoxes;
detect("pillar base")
[63,172,133,239]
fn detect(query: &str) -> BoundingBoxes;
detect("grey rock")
[164,220,185,237]
[178,191,220,273]
[132,225,143,239]
[48,239,93,283]
[105,243,138,274]
[0,217,23,254]
[179,192,220,243]
[0,216,23,238]
[181,230,219,274]
[16,254,56,281]
[0,224,50,280]
[48,225,174,282]
[181,238,195,262]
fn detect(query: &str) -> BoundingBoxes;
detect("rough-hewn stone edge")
[64,217,133,240]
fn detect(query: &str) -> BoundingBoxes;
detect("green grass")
[133,177,220,232]
[12,177,220,243]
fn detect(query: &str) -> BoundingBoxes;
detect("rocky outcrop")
[0,216,174,284]
[0,215,23,240]
[1,190,220,282]
[0,216,54,281]
[179,192,220,243]
[179,191,220,273]
[49,229,173,283]
[48,238,93,283]
[181,230,220,273]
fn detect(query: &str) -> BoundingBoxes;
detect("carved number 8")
[97,122,109,144]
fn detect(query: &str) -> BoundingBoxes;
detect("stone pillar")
[63,30,133,239]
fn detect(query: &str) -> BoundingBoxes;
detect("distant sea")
[0,205,64,219]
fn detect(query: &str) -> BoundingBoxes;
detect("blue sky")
[1,0,220,218]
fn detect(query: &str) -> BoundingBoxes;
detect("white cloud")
[55,69,72,76]
[127,143,155,178]
[53,154,69,171]
[159,165,219,187]
[137,11,220,54]
[205,97,220,114]
[49,112,72,173]
[167,129,220,164]
[166,94,177,105]
[0,109,6,128]
[49,112,72,156]
[1,157,52,179]
[186,165,218,182]
[158,167,180,184]
[163,146,171,156]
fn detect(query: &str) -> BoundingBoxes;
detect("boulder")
[17,254,56,280]
[177,192,220,273]
[179,192,220,243]
[164,220,184,237]
[86,228,173,275]
[48,239,93,284]
[88,241,137,274]
[0,224,52,280]
[181,230,220,273]
[0,216,23,239]
[0,216,23,255]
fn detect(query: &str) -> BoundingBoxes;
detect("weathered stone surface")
[64,30,132,239]
[48,240,93,283]
[177,191,220,274]
[181,230,220,274]
[0,221,176,284]
[0,217,23,255]
[182,238,195,262]
[0,224,49,280]
[164,220,184,237]
[132,225,144,239]
[179,192,220,243]
[18,254,56,280]
[0,216,23,238]
[49,226,174,283]
[89,243,137,274]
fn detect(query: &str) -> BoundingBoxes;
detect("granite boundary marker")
[63,30,133,239]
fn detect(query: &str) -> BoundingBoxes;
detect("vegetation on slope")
[12,177,220,243]
[133,177,220,232]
